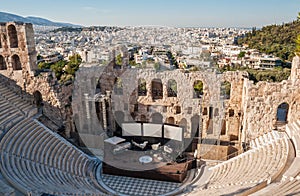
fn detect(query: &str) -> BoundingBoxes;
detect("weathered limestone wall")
[211,71,246,141]
[24,72,74,136]
[241,56,300,142]
[72,63,248,153]
[0,22,37,86]
[72,65,107,150]
[113,69,246,140]
[0,22,74,138]
[199,144,238,161]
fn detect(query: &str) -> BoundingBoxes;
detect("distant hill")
[0,12,82,27]
[238,20,300,62]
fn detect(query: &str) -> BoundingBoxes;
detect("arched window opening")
[151,112,163,123]
[8,25,18,48]
[167,79,177,97]
[221,120,226,135]
[114,53,123,69]
[276,102,289,123]
[179,118,187,133]
[221,81,231,99]
[11,54,22,70]
[214,108,219,117]
[191,115,200,138]
[140,115,147,122]
[33,91,43,108]
[175,106,181,114]
[209,107,213,119]
[0,55,7,70]
[114,77,123,95]
[151,78,163,100]
[229,109,234,117]
[138,78,147,96]
[166,117,175,124]
[95,79,101,94]
[193,80,203,98]
[114,111,125,136]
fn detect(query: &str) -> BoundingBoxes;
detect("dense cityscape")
[35,25,286,71]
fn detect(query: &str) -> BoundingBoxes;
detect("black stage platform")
[103,137,195,183]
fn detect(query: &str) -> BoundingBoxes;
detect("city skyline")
[1,0,299,27]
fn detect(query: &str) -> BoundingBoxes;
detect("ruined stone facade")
[0,22,74,138]
[241,56,300,142]
[72,56,300,157]
[0,22,37,85]
[2,22,300,159]
[72,61,247,155]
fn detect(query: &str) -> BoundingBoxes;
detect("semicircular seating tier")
[0,117,108,195]
[249,120,300,196]
[0,89,108,195]
[187,131,290,195]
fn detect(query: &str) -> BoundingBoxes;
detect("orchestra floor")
[102,174,181,196]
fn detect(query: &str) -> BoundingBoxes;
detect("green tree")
[238,17,300,61]
[238,51,246,59]
[298,12,300,21]
[154,62,160,71]
[296,34,300,56]
[221,81,231,99]
[65,54,82,75]
[129,60,137,66]
[38,62,50,69]
[116,54,122,66]
[193,80,203,98]
[50,60,67,80]
[68,54,82,65]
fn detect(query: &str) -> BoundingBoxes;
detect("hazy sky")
[1,0,299,27]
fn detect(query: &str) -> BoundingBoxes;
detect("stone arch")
[138,78,147,96]
[151,112,163,123]
[221,119,226,135]
[0,55,7,70]
[7,24,18,48]
[179,118,187,134]
[193,80,203,98]
[140,114,147,122]
[95,79,101,94]
[191,115,200,138]
[167,79,177,97]
[114,77,123,95]
[151,78,163,100]
[114,111,125,135]
[33,91,43,108]
[276,102,289,122]
[11,54,22,70]
[221,81,231,99]
[166,117,175,124]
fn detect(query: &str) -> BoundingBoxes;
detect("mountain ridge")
[0,11,82,27]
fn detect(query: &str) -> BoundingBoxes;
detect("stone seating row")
[251,175,300,196]
[0,96,24,134]
[0,117,106,195]
[250,120,300,195]
[0,83,37,117]
[249,131,283,149]
[0,172,16,195]
[188,131,289,196]
[286,121,300,157]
